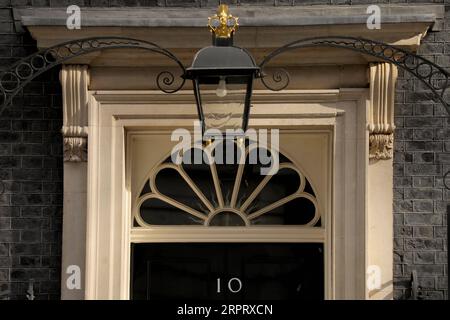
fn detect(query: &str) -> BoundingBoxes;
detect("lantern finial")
[208,4,239,39]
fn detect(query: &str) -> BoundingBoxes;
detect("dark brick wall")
[393,5,449,299]
[0,0,448,299]
[0,1,63,300]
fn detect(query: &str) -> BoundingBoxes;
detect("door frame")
[127,128,331,298]
[83,89,370,300]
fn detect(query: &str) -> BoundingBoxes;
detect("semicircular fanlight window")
[135,141,320,227]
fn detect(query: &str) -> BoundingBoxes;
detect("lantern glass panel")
[198,76,249,133]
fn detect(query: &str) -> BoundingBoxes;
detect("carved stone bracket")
[369,133,394,160]
[368,62,398,160]
[60,65,90,162]
[63,137,87,163]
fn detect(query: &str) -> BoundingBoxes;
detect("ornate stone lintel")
[60,65,90,162]
[368,62,397,160]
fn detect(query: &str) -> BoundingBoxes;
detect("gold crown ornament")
[208,5,239,39]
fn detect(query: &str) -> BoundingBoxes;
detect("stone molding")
[14,5,444,30]
[60,65,90,162]
[368,62,398,160]
[16,5,440,67]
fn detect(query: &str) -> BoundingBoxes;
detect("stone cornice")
[12,5,442,67]
[14,5,444,30]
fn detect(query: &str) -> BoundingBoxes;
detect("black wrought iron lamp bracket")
[0,37,187,115]
[2,36,449,114]
[258,36,450,115]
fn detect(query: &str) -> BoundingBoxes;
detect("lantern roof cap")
[185,46,259,78]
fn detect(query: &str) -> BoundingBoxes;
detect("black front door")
[131,243,324,300]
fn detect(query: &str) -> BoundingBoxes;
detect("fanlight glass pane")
[209,212,246,227]
[251,197,316,225]
[182,148,218,207]
[246,167,301,214]
[139,181,151,197]
[236,147,277,208]
[213,140,244,206]
[155,168,209,214]
[140,198,203,225]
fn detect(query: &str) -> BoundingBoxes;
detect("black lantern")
[184,5,260,139]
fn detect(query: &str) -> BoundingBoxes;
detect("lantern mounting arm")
[258,36,450,115]
[0,36,187,115]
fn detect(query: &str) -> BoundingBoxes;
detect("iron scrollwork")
[444,170,450,191]
[258,36,450,115]
[0,37,187,115]
[3,36,449,113]
[259,68,290,91]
